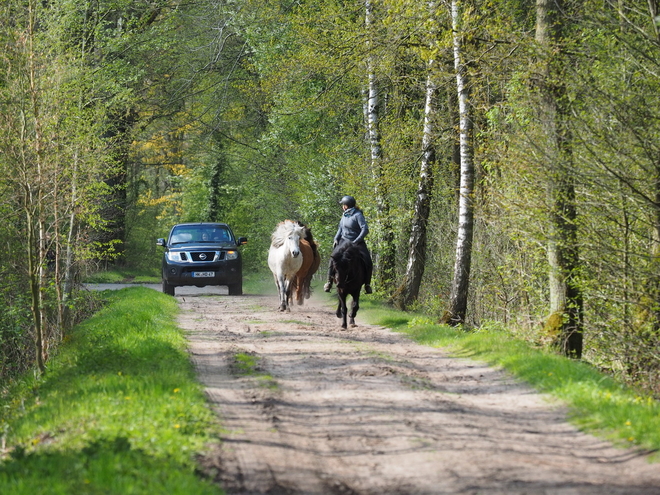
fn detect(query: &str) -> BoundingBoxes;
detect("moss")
[542,311,563,346]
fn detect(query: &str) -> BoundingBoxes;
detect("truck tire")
[162,280,175,296]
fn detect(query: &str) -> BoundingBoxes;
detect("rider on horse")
[324,195,374,294]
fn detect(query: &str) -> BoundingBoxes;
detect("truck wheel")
[163,280,175,296]
[228,282,242,295]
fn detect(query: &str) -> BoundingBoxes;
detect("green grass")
[243,272,278,295]
[84,269,160,284]
[0,287,222,494]
[357,299,660,461]
[231,353,278,390]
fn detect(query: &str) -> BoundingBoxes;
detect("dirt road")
[178,292,660,495]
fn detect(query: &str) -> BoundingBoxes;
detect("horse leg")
[349,292,360,327]
[303,263,317,299]
[277,275,288,311]
[283,278,293,312]
[288,278,297,307]
[295,276,305,305]
[336,291,348,329]
[274,275,283,311]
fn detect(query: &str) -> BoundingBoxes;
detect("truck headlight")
[226,250,239,260]
[166,252,184,262]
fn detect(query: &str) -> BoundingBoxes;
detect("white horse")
[268,220,305,311]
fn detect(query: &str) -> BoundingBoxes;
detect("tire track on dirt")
[179,293,660,495]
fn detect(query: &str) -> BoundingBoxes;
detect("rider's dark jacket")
[333,207,369,245]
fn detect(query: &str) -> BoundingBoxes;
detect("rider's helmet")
[339,195,356,208]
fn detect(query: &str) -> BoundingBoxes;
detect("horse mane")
[295,221,319,256]
[331,240,359,266]
[271,220,304,248]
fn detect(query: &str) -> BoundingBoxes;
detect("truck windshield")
[170,227,232,244]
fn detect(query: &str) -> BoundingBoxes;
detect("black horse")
[329,240,367,328]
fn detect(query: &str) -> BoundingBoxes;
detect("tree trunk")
[652,161,660,333]
[364,0,395,292]
[62,209,77,327]
[649,0,660,332]
[26,205,46,373]
[395,1,438,309]
[442,0,475,326]
[27,0,47,372]
[536,0,583,357]
[62,149,79,331]
[208,137,228,222]
[96,109,137,265]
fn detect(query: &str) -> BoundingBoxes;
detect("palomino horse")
[268,220,305,311]
[291,222,321,306]
[329,240,367,328]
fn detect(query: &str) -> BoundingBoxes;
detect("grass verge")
[84,268,160,284]
[357,298,660,461]
[0,287,222,494]
[243,271,278,296]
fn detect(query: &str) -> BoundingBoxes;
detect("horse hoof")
[350,323,357,328]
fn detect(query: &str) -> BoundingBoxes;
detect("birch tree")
[395,0,439,309]
[442,0,475,325]
[364,0,396,293]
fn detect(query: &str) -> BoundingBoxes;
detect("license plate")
[192,271,214,278]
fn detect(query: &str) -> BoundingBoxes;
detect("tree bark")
[395,1,438,310]
[26,0,47,372]
[364,0,395,292]
[443,0,475,326]
[648,0,660,332]
[535,0,583,357]
[207,136,228,222]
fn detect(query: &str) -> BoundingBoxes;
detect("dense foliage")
[0,0,659,397]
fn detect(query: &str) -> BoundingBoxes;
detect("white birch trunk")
[446,0,475,324]
[398,1,438,308]
[364,0,395,290]
[364,0,381,180]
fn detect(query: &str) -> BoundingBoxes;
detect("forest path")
[178,292,660,495]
